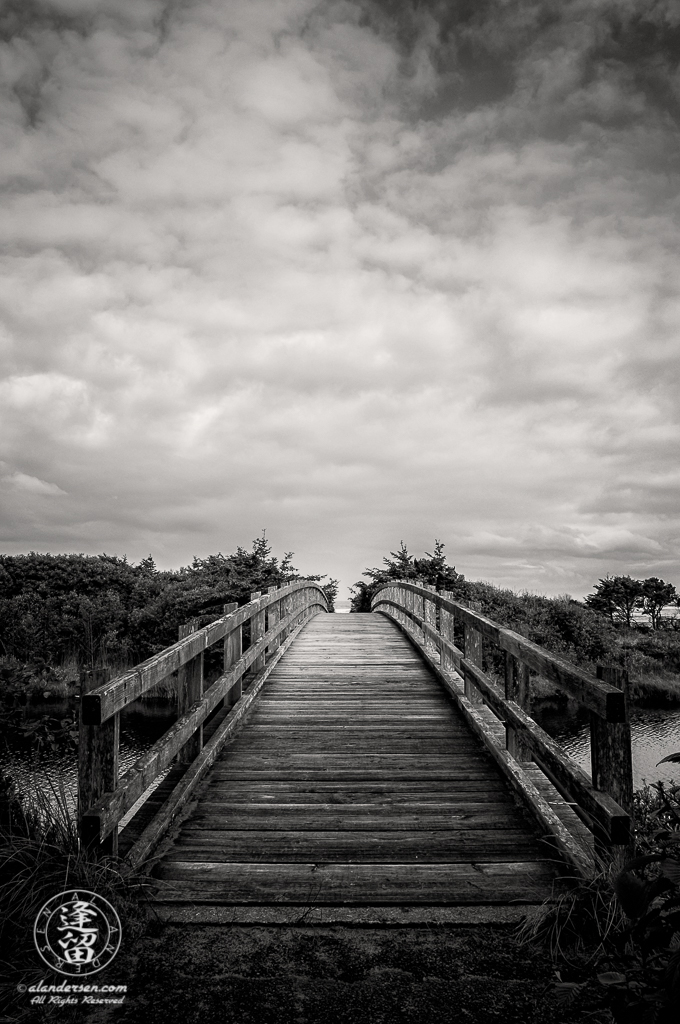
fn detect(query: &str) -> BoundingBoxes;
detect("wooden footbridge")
[78,582,633,923]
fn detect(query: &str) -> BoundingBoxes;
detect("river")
[0,699,177,827]
[2,697,679,828]
[532,698,680,790]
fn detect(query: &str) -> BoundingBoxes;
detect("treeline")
[0,537,338,670]
[351,542,680,686]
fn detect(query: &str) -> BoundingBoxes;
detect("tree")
[585,575,644,627]
[640,577,677,630]
[350,541,467,612]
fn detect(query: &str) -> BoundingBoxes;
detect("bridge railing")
[78,581,328,863]
[371,581,633,876]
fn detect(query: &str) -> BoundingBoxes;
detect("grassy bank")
[0,770,151,1022]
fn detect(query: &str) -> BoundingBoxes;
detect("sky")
[1,0,679,602]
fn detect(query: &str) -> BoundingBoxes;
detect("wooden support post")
[422,584,437,657]
[591,665,633,856]
[504,653,532,760]
[223,602,241,708]
[280,590,291,641]
[464,602,484,705]
[267,586,280,655]
[251,591,265,673]
[78,667,119,856]
[405,584,414,629]
[413,587,424,641]
[177,622,204,765]
[440,591,455,674]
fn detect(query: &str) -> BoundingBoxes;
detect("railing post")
[504,653,532,760]
[267,585,280,655]
[251,591,265,673]
[591,666,633,856]
[463,602,484,705]
[423,584,436,648]
[413,585,424,642]
[223,602,241,708]
[177,621,203,764]
[405,583,414,629]
[78,667,118,856]
[280,588,291,640]
[440,591,455,674]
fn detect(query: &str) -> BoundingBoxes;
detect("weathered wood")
[78,668,118,855]
[505,651,531,760]
[372,586,625,721]
[83,610,312,840]
[152,861,556,905]
[149,615,560,913]
[591,666,634,847]
[81,581,328,725]
[380,606,626,853]
[176,622,203,765]
[223,602,241,708]
[171,830,543,862]
[425,666,596,878]
[250,591,265,673]
[123,621,308,868]
[464,601,484,706]
[266,586,280,656]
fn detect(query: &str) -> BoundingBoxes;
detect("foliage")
[0,537,337,673]
[0,770,150,1012]
[526,755,680,1024]
[350,540,468,612]
[642,578,679,631]
[586,575,678,630]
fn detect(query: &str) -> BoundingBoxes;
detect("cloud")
[0,0,678,598]
[2,470,67,496]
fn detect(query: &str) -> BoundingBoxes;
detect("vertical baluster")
[177,622,203,764]
[504,653,531,760]
[440,591,455,674]
[591,665,633,856]
[78,667,118,856]
[463,603,484,705]
[280,588,291,640]
[267,585,280,655]
[251,591,265,672]
[223,602,241,708]
[413,586,424,642]
[423,583,435,636]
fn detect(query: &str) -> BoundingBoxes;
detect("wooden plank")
[152,861,556,904]
[149,613,562,908]
[170,830,547,861]
[373,588,625,721]
[186,809,525,830]
[201,780,500,798]
[389,612,629,846]
[84,618,309,840]
[82,583,328,724]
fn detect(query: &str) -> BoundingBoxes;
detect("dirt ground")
[5,920,601,1024]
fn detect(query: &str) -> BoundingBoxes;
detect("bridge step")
[149,615,561,916]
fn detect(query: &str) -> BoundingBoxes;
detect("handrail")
[371,580,633,872]
[78,581,328,857]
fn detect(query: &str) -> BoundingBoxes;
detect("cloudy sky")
[1,0,679,601]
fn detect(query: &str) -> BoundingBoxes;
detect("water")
[532,699,680,789]
[3,696,680,829]
[0,698,176,827]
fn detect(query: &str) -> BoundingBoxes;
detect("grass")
[629,671,680,707]
[0,770,152,1022]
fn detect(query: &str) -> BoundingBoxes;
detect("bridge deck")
[151,615,560,920]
